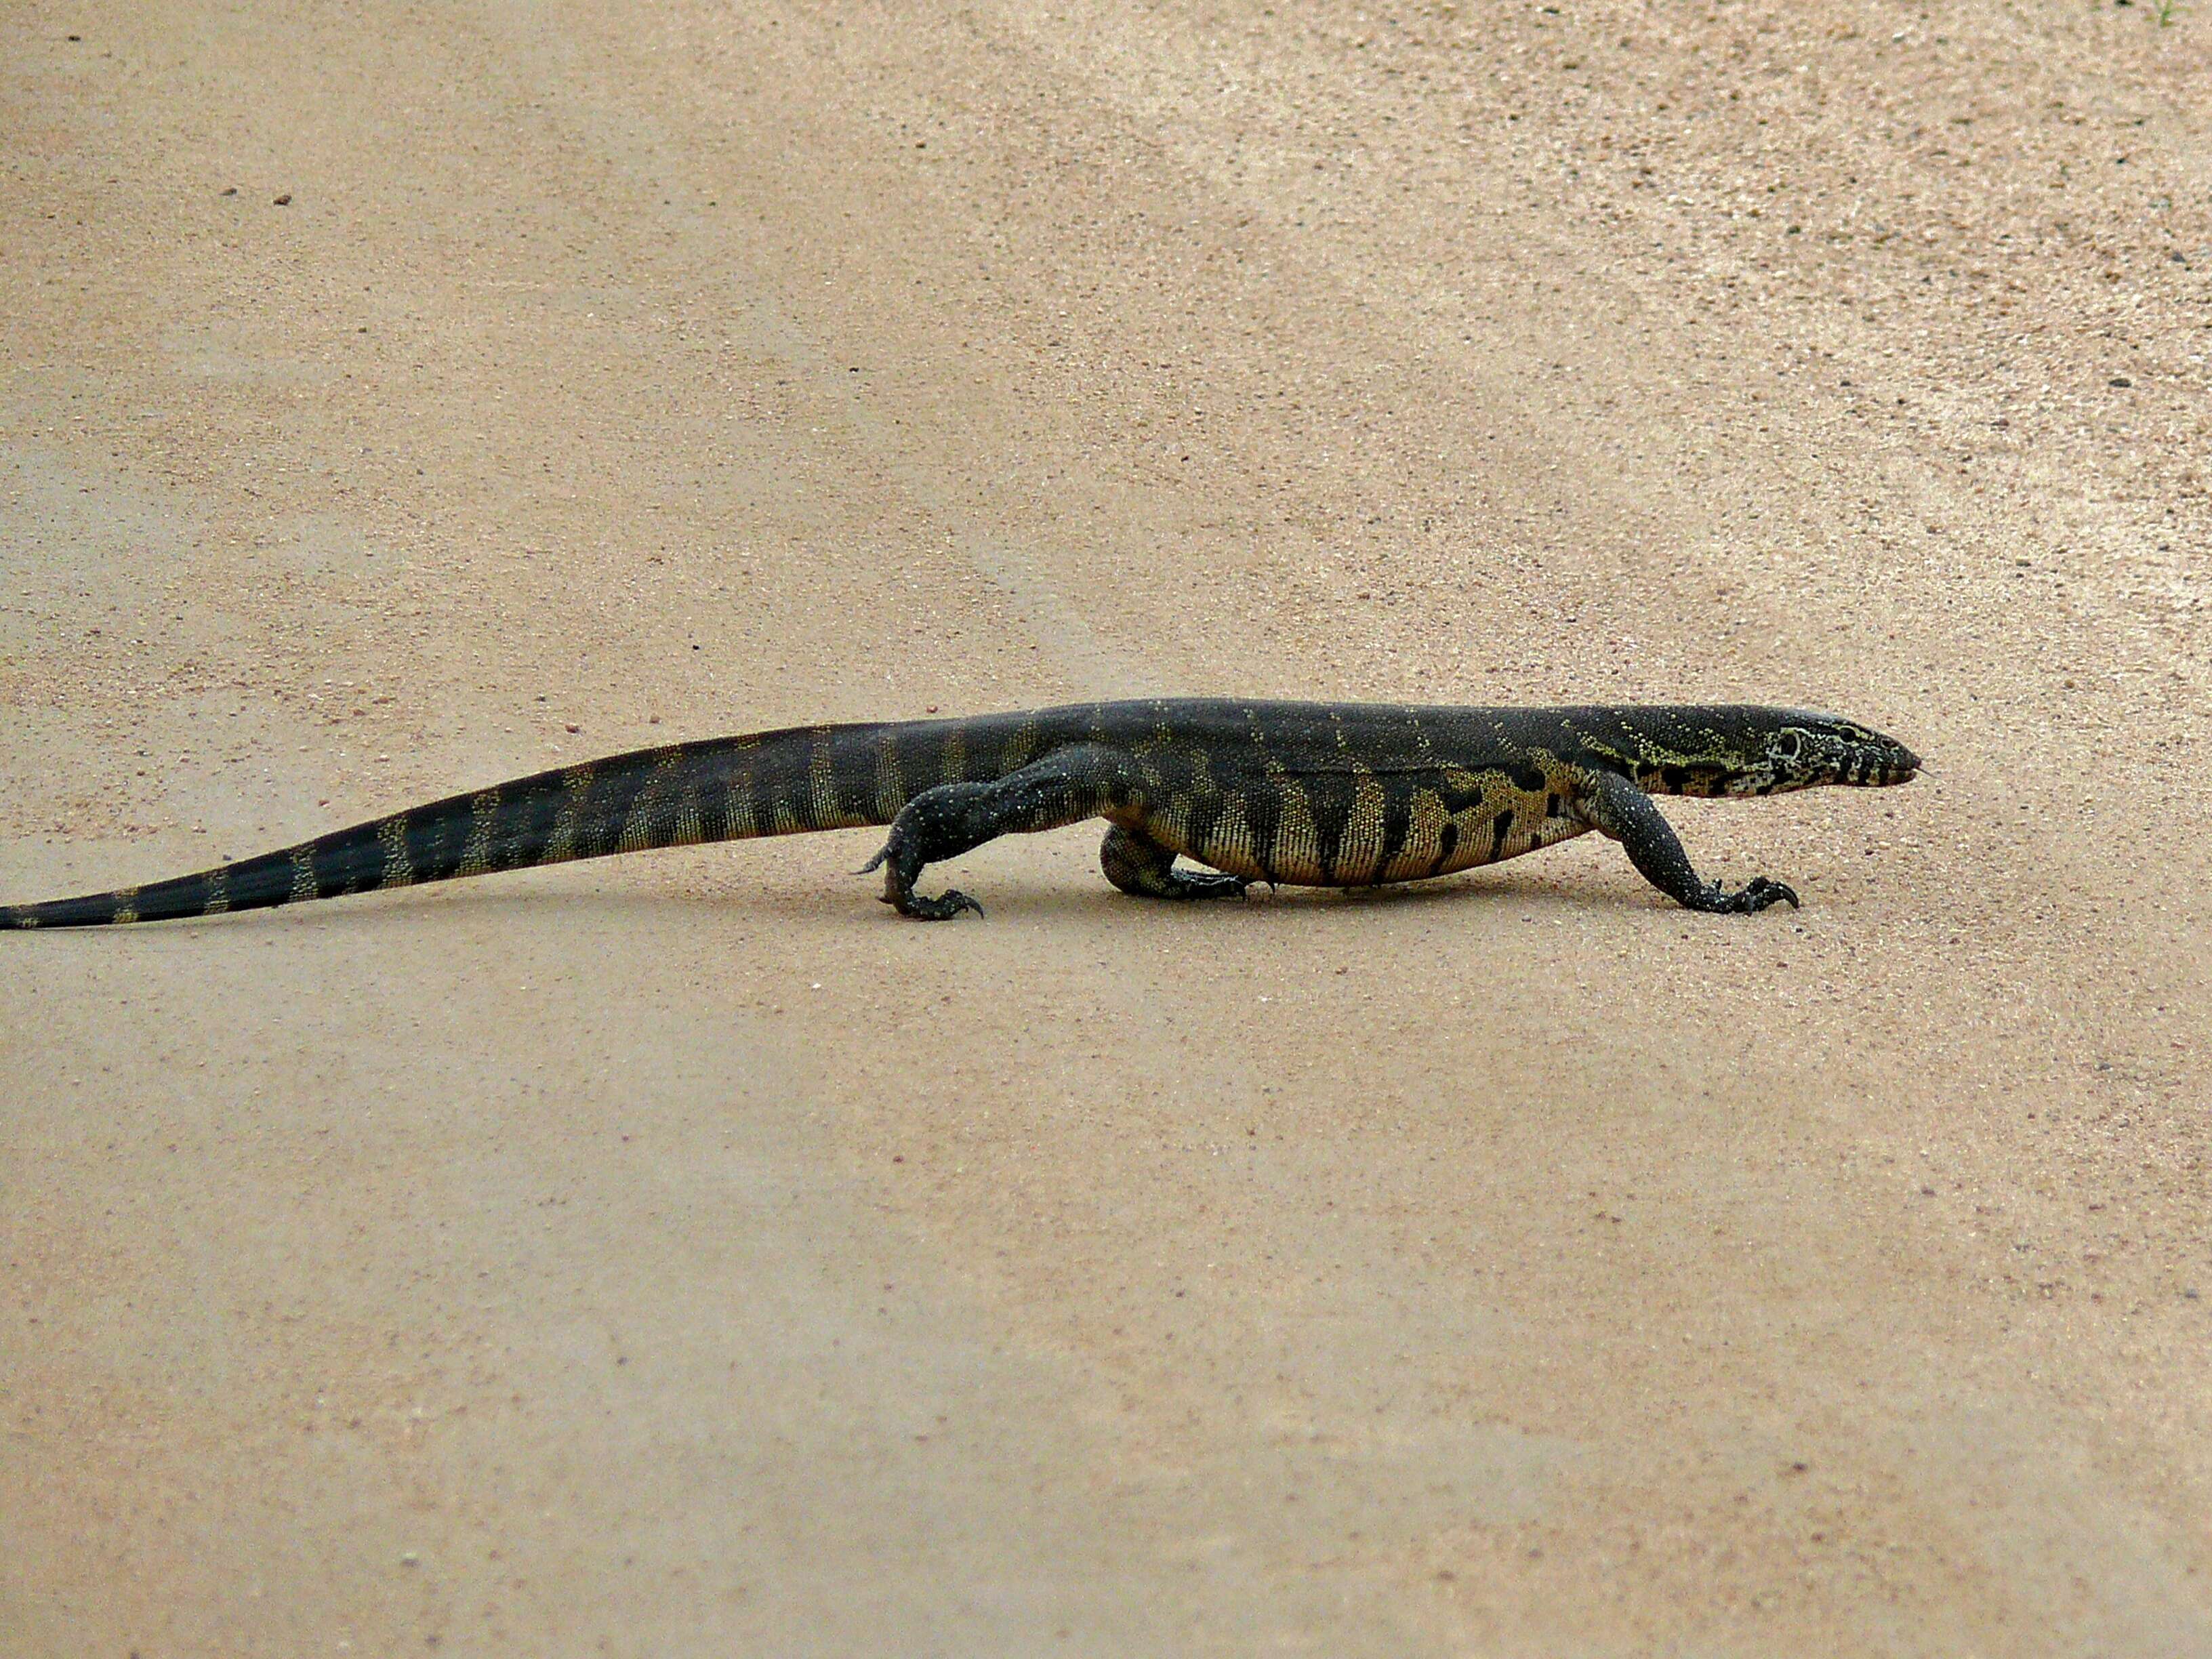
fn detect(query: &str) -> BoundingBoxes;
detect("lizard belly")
[1432,792,1595,877]
[1426,766,1596,876]
[1134,771,1594,888]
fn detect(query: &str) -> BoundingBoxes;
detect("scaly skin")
[0,701,1919,929]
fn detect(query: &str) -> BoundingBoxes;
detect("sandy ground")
[4,1,2210,1653]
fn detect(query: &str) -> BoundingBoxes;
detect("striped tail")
[1,714,1006,930]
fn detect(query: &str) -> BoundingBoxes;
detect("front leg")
[1575,767,1799,914]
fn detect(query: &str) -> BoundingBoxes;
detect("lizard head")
[1605,707,1921,796]
[1742,714,1921,794]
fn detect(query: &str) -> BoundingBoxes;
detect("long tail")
[1,714,1010,930]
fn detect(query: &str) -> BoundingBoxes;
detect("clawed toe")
[1743,877,1800,910]
[874,873,985,920]
[1691,876,1801,914]
[1726,876,1799,913]
[905,887,984,922]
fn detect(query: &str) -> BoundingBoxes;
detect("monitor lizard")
[0,699,1919,928]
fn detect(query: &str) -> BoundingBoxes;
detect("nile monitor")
[0,700,1918,928]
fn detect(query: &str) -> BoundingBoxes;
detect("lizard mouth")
[1843,747,1919,786]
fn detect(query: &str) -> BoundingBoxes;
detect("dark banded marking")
[895,723,949,808]
[724,770,758,838]
[1273,777,1323,883]
[872,733,906,821]
[1430,819,1460,877]
[457,790,502,877]
[573,762,643,860]
[1243,774,1284,884]
[1370,782,1413,886]
[375,815,414,890]
[163,875,211,914]
[672,771,708,847]
[1388,787,1448,882]
[544,769,592,862]
[508,784,574,871]
[308,830,372,898]
[1179,789,1224,864]
[1202,791,1254,874]
[1336,769,1388,884]
[806,729,840,830]
[617,752,683,851]
[436,796,493,876]
[996,716,1041,776]
[1438,769,1494,816]
[1147,779,1193,856]
[638,762,692,851]
[1305,769,1351,882]
[692,772,731,844]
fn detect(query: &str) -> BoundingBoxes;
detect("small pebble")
[272,192,292,206]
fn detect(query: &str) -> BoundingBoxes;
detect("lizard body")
[0,700,1917,929]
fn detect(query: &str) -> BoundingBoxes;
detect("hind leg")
[1099,824,1250,901]
[860,745,1132,920]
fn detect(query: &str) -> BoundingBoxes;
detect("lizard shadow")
[352,865,1668,924]
[100,859,1670,937]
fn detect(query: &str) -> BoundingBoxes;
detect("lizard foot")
[859,827,987,920]
[1162,869,1252,901]
[878,885,985,922]
[1693,876,1799,914]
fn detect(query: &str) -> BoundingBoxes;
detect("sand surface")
[5,3,2210,1653]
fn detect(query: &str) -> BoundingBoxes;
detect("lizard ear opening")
[1771,729,1803,762]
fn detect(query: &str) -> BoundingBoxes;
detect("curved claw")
[903,887,985,922]
[1710,876,1799,914]
[1744,877,1800,910]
